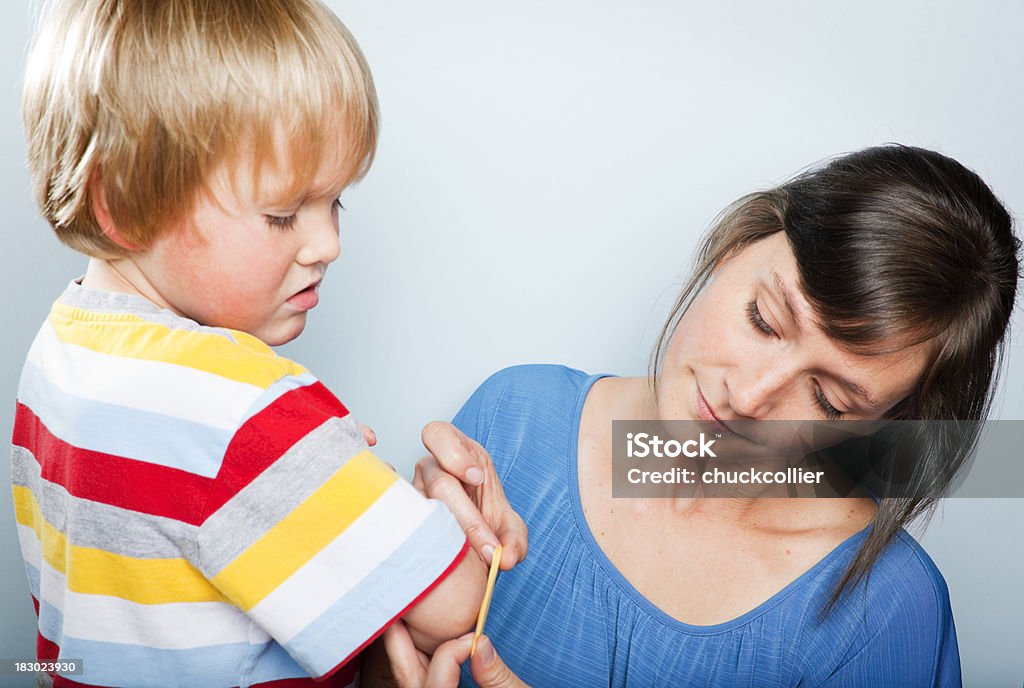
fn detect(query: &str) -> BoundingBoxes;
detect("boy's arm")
[398,426,486,654]
[360,419,487,653]
[401,539,487,654]
[193,379,475,681]
[398,421,526,653]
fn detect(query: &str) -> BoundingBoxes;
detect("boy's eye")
[746,300,778,337]
[265,214,297,231]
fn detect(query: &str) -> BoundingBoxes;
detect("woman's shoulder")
[857,529,954,639]
[864,529,951,605]
[453,365,598,464]
[460,364,596,417]
[478,364,594,394]
[810,527,952,630]
[799,528,959,686]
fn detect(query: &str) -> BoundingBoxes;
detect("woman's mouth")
[695,385,729,435]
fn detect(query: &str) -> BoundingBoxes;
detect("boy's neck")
[82,257,176,313]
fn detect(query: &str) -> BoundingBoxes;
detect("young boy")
[13,1,486,686]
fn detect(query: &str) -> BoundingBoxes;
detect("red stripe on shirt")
[53,676,100,688]
[203,382,349,518]
[260,661,359,686]
[37,631,59,663]
[13,402,212,525]
[49,673,358,688]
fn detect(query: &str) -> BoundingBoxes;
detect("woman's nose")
[725,365,792,419]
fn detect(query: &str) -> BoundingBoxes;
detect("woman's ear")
[90,170,140,250]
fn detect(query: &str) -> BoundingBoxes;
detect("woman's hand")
[381,620,529,688]
[418,422,528,570]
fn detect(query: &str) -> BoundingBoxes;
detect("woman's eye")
[813,384,842,420]
[746,300,778,337]
[265,214,297,231]
[332,198,345,212]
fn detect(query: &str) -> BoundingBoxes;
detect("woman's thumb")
[469,635,526,688]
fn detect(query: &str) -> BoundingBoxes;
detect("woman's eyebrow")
[844,380,881,410]
[770,270,881,410]
[771,271,803,332]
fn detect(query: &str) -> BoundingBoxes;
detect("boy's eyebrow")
[263,184,342,208]
[770,270,881,410]
[300,181,347,201]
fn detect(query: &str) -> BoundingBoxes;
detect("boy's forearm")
[402,544,487,654]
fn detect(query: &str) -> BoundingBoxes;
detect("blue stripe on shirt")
[19,362,232,477]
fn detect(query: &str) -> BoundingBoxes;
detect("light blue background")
[2,2,1021,686]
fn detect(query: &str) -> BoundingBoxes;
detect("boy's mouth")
[287,279,322,311]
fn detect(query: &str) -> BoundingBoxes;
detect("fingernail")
[466,467,484,485]
[477,635,495,664]
[481,544,495,563]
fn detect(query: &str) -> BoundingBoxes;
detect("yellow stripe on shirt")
[13,485,223,604]
[48,303,306,388]
[211,450,398,611]
[13,485,66,573]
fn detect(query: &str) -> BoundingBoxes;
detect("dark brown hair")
[653,144,1020,612]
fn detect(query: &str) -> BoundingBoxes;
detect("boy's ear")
[89,170,140,251]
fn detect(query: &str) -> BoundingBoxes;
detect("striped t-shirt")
[10,282,468,688]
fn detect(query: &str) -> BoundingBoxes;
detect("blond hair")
[23,0,378,258]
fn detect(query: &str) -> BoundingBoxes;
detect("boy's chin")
[254,316,307,347]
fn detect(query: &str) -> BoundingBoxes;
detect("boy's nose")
[297,218,341,266]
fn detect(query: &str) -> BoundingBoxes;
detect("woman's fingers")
[382,621,430,688]
[469,635,530,688]
[421,421,484,486]
[473,454,528,571]
[496,517,528,570]
[419,421,528,569]
[382,625,526,688]
[417,454,500,561]
[422,635,474,688]
[383,621,475,688]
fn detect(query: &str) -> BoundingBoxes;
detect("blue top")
[453,365,961,688]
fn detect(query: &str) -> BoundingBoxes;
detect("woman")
[386,145,1020,687]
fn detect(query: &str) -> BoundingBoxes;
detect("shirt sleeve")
[452,367,519,445]
[814,538,962,688]
[194,376,468,680]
